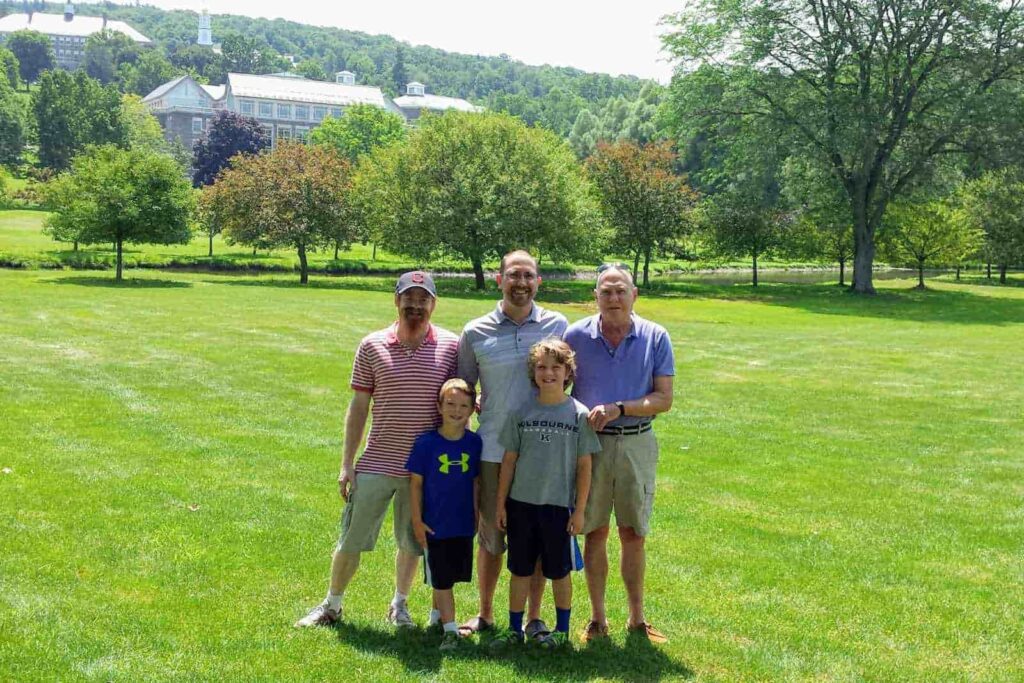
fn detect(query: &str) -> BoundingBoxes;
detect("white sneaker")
[294,600,341,628]
[387,601,415,628]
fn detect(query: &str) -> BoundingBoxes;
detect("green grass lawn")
[1,269,1022,682]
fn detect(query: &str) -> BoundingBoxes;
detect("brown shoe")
[627,621,668,644]
[580,619,610,643]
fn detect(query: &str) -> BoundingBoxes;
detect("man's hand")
[497,505,507,531]
[587,402,622,432]
[567,509,585,535]
[338,465,356,501]
[413,519,433,549]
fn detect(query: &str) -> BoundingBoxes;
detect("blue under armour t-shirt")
[405,429,482,539]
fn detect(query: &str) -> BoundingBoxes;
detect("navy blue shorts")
[506,498,576,580]
[423,536,473,590]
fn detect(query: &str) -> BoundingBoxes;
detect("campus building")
[144,71,480,149]
[0,3,151,70]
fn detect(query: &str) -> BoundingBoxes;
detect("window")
[277,126,292,141]
[277,103,291,119]
[258,101,273,118]
[294,105,309,120]
[313,106,327,122]
[239,100,254,115]
[330,107,343,118]
[192,117,203,134]
[294,126,309,143]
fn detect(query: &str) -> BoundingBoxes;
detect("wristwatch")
[615,401,626,417]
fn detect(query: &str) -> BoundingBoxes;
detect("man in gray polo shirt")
[456,250,568,638]
[564,264,675,644]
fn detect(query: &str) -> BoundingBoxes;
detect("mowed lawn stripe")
[1,269,1021,682]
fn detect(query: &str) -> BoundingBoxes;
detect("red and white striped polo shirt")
[351,323,459,477]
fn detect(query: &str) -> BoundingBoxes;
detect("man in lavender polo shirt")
[456,250,568,639]
[564,264,674,644]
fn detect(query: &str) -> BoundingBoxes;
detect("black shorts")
[423,536,473,590]
[506,498,575,580]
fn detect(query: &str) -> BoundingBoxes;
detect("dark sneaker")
[524,618,550,641]
[580,619,610,643]
[488,629,524,651]
[538,630,570,650]
[439,631,462,651]
[294,600,341,628]
[387,601,415,629]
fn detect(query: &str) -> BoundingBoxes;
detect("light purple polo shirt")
[564,313,675,428]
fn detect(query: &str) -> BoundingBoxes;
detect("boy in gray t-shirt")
[491,340,600,650]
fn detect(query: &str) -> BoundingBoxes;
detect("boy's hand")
[413,520,433,549]
[497,506,507,531]
[568,509,585,535]
[338,465,356,501]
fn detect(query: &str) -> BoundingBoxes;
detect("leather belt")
[598,422,652,436]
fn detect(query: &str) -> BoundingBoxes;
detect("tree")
[0,81,25,167]
[207,143,354,283]
[6,30,54,89]
[191,110,270,187]
[880,200,983,289]
[121,94,173,157]
[782,156,855,286]
[353,111,604,289]
[587,141,698,287]
[295,59,327,81]
[119,50,178,97]
[84,29,140,85]
[0,46,20,90]
[701,190,792,287]
[220,33,283,75]
[309,103,406,162]
[391,45,408,94]
[44,145,194,281]
[662,0,1024,294]
[958,169,1024,284]
[32,71,127,172]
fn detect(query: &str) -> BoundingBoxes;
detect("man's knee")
[586,525,611,545]
[617,525,645,547]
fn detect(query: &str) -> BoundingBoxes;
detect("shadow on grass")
[335,622,692,681]
[45,276,193,289]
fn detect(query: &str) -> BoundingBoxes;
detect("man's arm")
[409,473,431,548]
[338,390,372,500]
[568,454,593,534]
[495,450,519,531]
[588,375,674,431]
[456,331,479,386]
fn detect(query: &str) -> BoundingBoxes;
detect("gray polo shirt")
[457,302,568,463]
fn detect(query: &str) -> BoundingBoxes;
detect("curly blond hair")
[527,339,576,389]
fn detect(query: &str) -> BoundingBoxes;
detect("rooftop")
[0,12,151,43]
[393,93,480,113]
[227,72,390,108]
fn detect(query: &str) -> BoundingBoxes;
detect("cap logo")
[412,272,425,283]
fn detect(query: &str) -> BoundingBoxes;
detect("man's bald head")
[596,264,635,288]
[500,249,538,274]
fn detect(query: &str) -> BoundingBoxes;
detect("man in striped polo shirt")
[296,271,459,629]
[456,250,568,639]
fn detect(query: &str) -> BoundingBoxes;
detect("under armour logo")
[438,453,470,474]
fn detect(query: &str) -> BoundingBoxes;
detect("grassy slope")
[0,271,1021,682]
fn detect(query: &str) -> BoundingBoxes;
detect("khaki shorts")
[335,473,422,555]
[477,462,507,555]
[583,430,659,537]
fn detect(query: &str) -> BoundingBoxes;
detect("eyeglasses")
[597,262,631,273]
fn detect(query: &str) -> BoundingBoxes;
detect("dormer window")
[336,71,355,86]
[406,82,425,96]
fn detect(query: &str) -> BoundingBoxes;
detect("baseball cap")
[395,271,437,298]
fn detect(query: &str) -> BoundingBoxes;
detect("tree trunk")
[298,243,308,284]
[73,240,78,252]
[115,239,123,282]
[838,258,845,286]
[986,261,992,279]
[112,242,117,252]
[208,231,213,257]
[472,256,485,290]
[851,201,876,294]
[917,260,925,289]
[955,265,961,281]
[372,243,377,261]
[999,264,1007,284]
[642,246,652,288]
[632,250,640,277]
[334,242,339,260]
[252,245,257,256]
[752,253,758,287]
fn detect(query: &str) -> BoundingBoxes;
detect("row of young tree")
[42,98,1024,288]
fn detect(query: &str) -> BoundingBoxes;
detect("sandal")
[458,615,495,636]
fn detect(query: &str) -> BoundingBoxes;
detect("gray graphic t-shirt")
[499,396,601,508]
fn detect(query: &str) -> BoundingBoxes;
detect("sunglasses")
[597,262,631,273]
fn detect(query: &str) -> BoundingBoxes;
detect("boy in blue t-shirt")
[406,378,483,650]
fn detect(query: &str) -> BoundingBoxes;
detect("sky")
[137,0,683,83]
